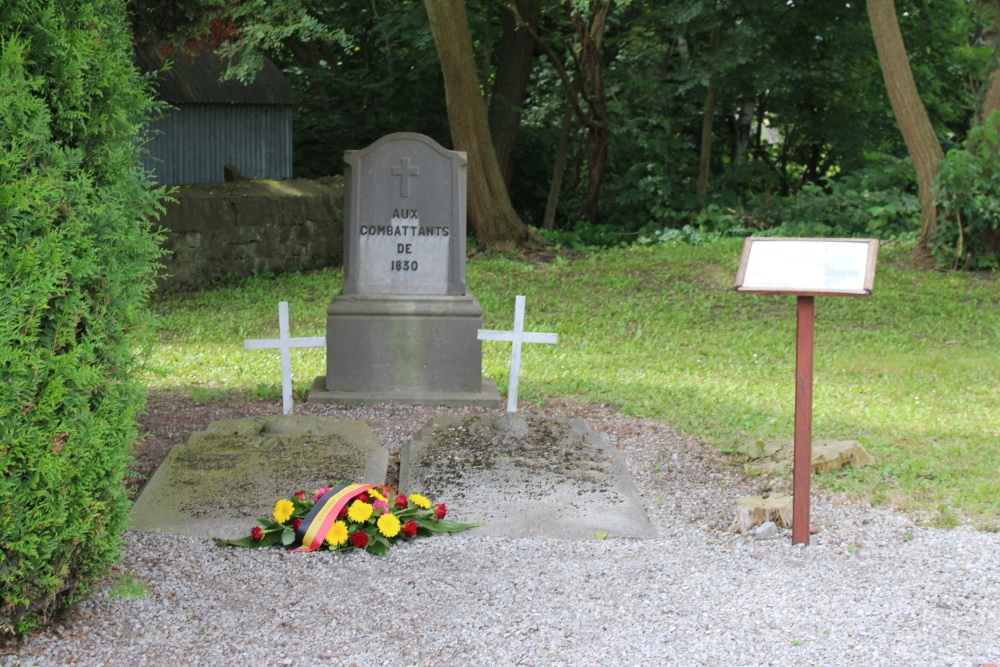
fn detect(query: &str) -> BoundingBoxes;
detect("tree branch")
[502,0,597,131]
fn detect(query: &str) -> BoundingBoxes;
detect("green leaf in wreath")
[258,531,282,547]
[217,530,282,548]
[216,536,260,548]
[415,518,482,533]
[366,540,388,555]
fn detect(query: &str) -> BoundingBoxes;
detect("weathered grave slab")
[129,416,387,540]
[399,414,658,540]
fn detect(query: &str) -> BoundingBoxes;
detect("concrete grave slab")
[399,414,658,540]
[129,416,387,541]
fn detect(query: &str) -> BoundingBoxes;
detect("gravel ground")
[3,396,998,666]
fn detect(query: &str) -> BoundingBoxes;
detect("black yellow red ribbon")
[292,483,377,552]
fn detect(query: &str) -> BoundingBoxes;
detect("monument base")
[308,292,500,408]
[307,376,500,407]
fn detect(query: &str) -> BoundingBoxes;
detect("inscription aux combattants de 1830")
[358,209,451,273]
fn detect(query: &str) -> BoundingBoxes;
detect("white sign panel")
[735,238,878,296]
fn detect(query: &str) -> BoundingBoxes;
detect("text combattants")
[359,223,450,237]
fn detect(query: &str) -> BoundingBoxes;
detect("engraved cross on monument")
[392,157,419,197]
[308,132,500,407]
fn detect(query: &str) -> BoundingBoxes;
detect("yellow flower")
[409,493,431,509]
[377,513,401,538]
[368,488,387,502]
[326,520,348,547]
[273,498,295,524]
[347,500,374,523]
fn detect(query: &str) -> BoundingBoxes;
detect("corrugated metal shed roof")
[137,46,296,106]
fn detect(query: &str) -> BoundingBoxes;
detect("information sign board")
[735,238,878,296]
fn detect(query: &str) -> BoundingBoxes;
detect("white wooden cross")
[478,295,558,413]
[244,302,325,415]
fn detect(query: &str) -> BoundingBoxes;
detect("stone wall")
[156,177,344,290]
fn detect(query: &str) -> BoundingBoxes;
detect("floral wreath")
[218,483,479,555]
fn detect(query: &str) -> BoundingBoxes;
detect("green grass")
[147,240,1000,528]
[106,575,149,600]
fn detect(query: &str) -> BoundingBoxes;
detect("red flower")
[251,526,264,542]
[402,520,418,538]
[292,518,303,532]
[349,530,369,549]
[357,493,369,503]
[434,504,447,520]
[337,505,348,519]
[294,490,306,502]
[394,494,408,510]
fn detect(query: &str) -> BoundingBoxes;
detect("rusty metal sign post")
[793,295,815,545]
[735,238,878,546]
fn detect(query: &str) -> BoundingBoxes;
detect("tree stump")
[728,494,793,533]
[739,439,875,475]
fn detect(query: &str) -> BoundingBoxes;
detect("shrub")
[932,111,1000,270]
[745,156,920,240]
[1,3,164,636]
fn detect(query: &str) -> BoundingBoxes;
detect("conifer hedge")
[1,2,164,635]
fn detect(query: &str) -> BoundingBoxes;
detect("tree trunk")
[867,0,944,248]
[731,93,756,167]
[503,0,611,225]
[696,82,717,199]
[696,30,720,199]
[489,0,541,188]
[974,0,1000,126]
[424,0,527,249]
[978,50,1000,125]
[570,2,612,225]
[544,102,575,230]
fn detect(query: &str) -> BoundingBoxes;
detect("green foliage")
[219,0,349,84]
[0,2,165,636]
[747,157,921,240]
[277,1,451,177]
[635,204,755,246]
[611,156,919,248]
[932,111,1000,270]
[538,223,631,250]
[130,0,994,232]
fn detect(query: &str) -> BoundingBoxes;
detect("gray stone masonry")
[156,177,343,290]
[341,133,466,296]
[310,133,499,407]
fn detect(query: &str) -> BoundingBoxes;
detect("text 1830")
[391,260,418,271]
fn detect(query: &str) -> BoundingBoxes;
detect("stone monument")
[308,133,500,406]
